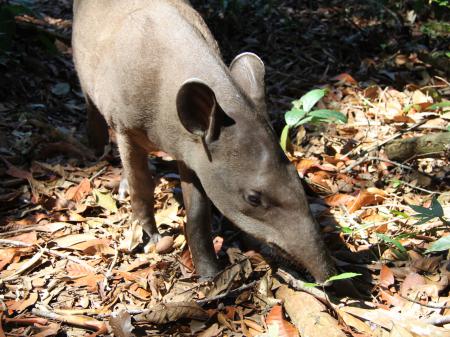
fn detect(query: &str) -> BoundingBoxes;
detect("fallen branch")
[196,280,258,305]
[31,309,107,337]
[275,269,328,303]
[385,132,450,162]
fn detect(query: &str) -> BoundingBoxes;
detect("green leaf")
[303,282,319,288]
[377,233,407,254]
[280,125,290,152]
[294,115,314,126]
[298,89,326,113]
[93,189,118,213]
[284,108,306,126]
[326,272,361,283]
[341,227,353,234]
[308,109,347,124]
[431,196,444,217]
[391,179,403,188]
[410,204,435,217]
[426,236,450,253]
[390,210,409,218]
[428,101,450,111]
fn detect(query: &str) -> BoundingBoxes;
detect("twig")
[426,315,450,326]
[343,156,414,173]
[90,167,108,182]
[275,269,328,303]
[31,309,108,337]
[342,120,429,173]
[196,281,258,305]
[0,240,98,274]
[400,294,450,309]
[399,180,443,195]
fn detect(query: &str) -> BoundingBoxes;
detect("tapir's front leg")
[178,162,220,278]
[117,133,161,244]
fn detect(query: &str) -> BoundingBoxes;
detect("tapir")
[72,0,337,283]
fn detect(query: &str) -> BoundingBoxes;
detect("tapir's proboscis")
[72,0,340,285]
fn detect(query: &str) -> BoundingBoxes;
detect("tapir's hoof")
[118,178,129,200]
[142,231,163,252]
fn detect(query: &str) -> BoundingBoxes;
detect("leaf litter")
[0,0,449,336]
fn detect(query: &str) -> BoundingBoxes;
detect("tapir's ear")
[176,79,231,143]
[230,52,266,112]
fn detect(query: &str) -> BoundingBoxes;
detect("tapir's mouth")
[258,242,316,282]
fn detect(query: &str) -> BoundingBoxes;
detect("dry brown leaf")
[65,178,91,202]
[324,193,355,207]
[265,305,299,337]
[134,302,208,324]
[6,292,38,313]
[296,158,319,176]
[119,222,143,252]
[198,323,223,337]
[390,325,414,337]
[341,306,449,336]
[66,262,102,291]
[109,309,134,337]
[347,188,387,213]
[336,309,374,335]
[52,233,97,249]
[411,255,442,273]
[9,231,38,245]
[33,322,61,337]
[2,249,44,281]
[276,285,346,337]
[379,265,395,289]
[70,238,115,255]
[0,248,19,271]
[400,272,426,297]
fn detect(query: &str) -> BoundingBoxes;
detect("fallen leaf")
[379,265,395,288]
[276,285,345,337]
[134,302,208,324]
[119,222,143,252]
[400,272,426,297]
[324,193,355,207]
[110,309,133,337]
[6,293,38,313]
[265,305,299,337]
[65,178,91,202]
[93,189,118,213]
[347,188,387,213]
[52,234,98,249]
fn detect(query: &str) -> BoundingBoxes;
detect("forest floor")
[0,0,449,336]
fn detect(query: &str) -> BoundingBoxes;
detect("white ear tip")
[230,52,264,69]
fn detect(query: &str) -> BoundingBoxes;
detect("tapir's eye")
[245,191,262,207]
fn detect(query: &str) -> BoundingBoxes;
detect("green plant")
[410,195,449,226]
[377,233,408,260]
[280,89,347,151]
[303,272,361,288]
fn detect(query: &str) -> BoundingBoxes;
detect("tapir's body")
[72,0,337,283]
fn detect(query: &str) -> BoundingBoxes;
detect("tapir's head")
[176,53,336,283]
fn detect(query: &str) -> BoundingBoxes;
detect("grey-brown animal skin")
[72,0,337,282]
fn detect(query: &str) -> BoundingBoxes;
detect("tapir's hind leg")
[117,133,161,244]
[178,162,220,278]
[85,95,109,156]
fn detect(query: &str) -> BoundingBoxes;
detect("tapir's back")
[72,0,227,152]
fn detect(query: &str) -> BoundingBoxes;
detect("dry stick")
[31,309,108,337]
[0,240,98,274]
[275,269,329,304]
[400,294,450,309]
[342,119,429,173]
[196,281,258,305]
